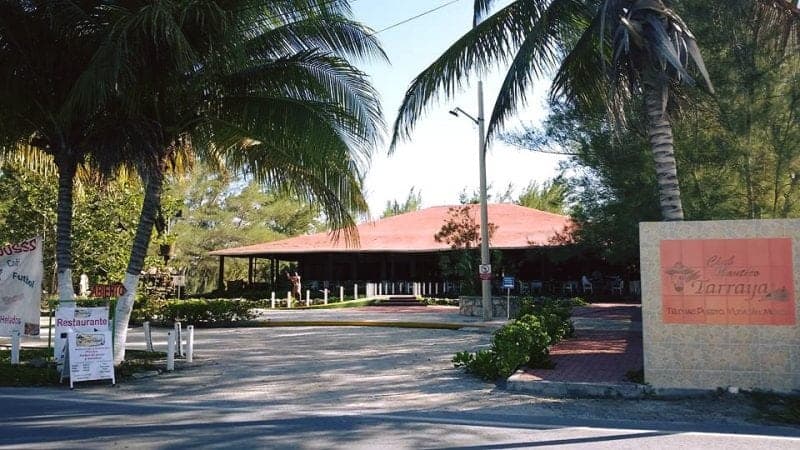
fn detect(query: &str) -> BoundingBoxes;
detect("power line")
[369,0,466,37]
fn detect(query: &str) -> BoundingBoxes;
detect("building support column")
[217,256,225,291]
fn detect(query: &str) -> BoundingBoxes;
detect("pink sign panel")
[660,238,796,325]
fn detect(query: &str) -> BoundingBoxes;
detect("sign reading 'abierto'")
[660,238,796,325]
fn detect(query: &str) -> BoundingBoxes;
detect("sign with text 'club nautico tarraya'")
[0,236,42,337]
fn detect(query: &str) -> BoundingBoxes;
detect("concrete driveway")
[2,307,799,448]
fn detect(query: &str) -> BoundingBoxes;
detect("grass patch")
[0,347,169,387]
[748,391,800,425]
[302,298,378,309]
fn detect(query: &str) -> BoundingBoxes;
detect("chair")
[581,276,593,294]
[562,280,578,295]
[610,278,624,296]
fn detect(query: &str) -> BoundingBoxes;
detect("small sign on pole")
[503,276,515,320]
[479,264,492,281]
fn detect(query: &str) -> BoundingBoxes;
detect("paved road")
[2,311,799,448]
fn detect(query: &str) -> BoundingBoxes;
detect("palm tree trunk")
[644,82,685,221]
[113,162,164,365]
[55,153,78,303]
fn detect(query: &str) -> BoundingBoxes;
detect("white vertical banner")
[0,236,43,337]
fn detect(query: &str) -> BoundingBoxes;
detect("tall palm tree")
[391,0,719,221]
[74,0,385,363]
[0,1,105,301]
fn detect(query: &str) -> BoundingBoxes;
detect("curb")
[252,320,481,330]
[506,375,648,398]
[506,372,719,399]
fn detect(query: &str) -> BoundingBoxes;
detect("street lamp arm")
[449,107,479,125]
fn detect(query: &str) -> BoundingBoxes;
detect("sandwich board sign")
[55,306,110,364]
[60,329,115,389]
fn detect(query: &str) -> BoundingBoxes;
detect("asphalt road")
[2,316,799,449]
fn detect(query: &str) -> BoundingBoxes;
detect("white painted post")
[167,331,175,372]
[378,283,382,296]
[339,286,344,301]
[306,290,310,307]
[174,321,183,357]
[271,292,276,309]
[354,284,359,300]
[287,291,292,308]
[143,321,154,352]
[11,330,20,365]
[391,282,395,295]
[186,325,194,363]
[324,289,328,305]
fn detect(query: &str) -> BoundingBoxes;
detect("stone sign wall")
[640,220,800,393]
[459,296,520,319]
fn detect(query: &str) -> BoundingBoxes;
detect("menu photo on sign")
[63,329,115,389]
[660,237,796,325]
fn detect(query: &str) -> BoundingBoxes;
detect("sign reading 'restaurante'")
[660,238,796,325]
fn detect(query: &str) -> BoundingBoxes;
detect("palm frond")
[752,0,800,52]
[487,0,590,140]
[391,0,555,150]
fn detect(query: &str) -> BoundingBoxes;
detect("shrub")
[160,299,256,324]
[492,315,552,376]
[453,296,575,380]
[452,349,499,381]
[518,297,575,342]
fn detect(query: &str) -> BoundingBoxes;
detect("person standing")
[286,271,301,305]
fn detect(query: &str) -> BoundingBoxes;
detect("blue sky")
[350,0,564,218]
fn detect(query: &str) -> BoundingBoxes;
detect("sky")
[350,0,565,219]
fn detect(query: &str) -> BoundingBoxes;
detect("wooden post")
[217,256,225,291]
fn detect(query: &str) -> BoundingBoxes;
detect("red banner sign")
[660,238,795,325]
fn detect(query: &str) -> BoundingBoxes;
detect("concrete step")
[372,296,424,307]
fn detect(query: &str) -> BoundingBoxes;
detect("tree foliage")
[516,179,567,214]
[507,0,800,266]
[166,166,321,294]
[381,187,423,218]
[0,163,141,290]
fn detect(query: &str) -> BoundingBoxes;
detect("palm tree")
[74,0,385,363]
[391,0,720,221]
[0,1,105,301]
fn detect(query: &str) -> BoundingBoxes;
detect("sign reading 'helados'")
[660,238,796,325]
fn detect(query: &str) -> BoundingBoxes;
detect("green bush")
[518,297,575,342]
[453,296,575,381]
[160,299,256,324]
[493,314,552,373]
[452,349,499,381]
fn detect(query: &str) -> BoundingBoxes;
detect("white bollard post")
[166,331,175,372]
[287,291,292,308]
[339,286,344,301]
[324,289,328,305]
[143,321,154,352]
[306,290,310,307]
[186,325,194,363]
[354,284,358,300]
[11,330,20,365]
[174,321,183,357]
[271,292,276,309]
[378,283,382,296]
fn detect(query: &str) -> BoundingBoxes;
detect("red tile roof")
[209,204,571,257]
